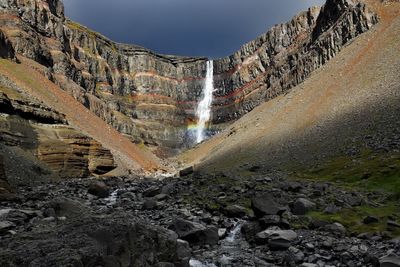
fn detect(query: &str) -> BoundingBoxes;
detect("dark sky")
[63,0,325,59]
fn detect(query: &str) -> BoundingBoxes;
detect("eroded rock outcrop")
[0,29,15,60]
[0,0,378,149]
[0,80,116,185]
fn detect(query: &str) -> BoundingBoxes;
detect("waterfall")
[195,60,214,143]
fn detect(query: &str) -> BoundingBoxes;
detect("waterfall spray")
[195,60,214,143]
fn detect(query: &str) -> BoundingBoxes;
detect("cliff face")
[0,77,116,189]
[212,0,378,123]
[0,0,378,149]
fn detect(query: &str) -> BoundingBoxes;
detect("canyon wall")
[0,0,378,150]
[212,0,378,123]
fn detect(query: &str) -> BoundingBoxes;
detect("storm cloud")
[63,0,325,58]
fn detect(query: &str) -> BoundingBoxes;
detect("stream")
[189,221,259,267]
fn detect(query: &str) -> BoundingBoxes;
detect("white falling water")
[195,60,214,143]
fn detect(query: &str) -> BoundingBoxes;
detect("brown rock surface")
[0,79,117,184]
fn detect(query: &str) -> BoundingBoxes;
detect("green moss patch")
[308,202,400,236]
[295,150,400,197]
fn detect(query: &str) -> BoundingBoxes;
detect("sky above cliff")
[63,0,325,59]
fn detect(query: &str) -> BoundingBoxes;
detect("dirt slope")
[180,0,400,173]
[0,56,164,174]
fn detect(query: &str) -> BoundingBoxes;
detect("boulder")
[255,228,298,250]
[363,216,379,224]
[292,198,316,215]
[323,204,341,214]
[88,181,110,198]
[176,239,191,261]
[251,195,286,218]
[223,205,248,218]
[241,221,263,244]
[179,166,194,177]
[260,215,290,229]
[323,222,346,236]
[169,219,218,247]
[47,197,90,219]
[218,228,227,239]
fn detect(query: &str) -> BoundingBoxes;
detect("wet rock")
[223,205,248,218]
[241,221,263,244]
[251,195,286,218]
[292,198,316,215]
[88,181,110,198]
[169,219,218,247]
[218,228,227,239]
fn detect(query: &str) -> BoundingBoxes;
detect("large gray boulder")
[255,228,298,250]
[251,195,286,218]
[292,198,316,215]
[169,219,218,247]
[0,214,188,267]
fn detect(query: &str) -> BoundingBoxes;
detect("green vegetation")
[0,84,24,100]
[308,203,400,236]
[292,149,400,236]
[295,149,400,197]
[66,20,98,39]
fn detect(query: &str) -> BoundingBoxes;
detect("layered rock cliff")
[0,76,116,190]
[212,0,378,123]
[0,0,378,150]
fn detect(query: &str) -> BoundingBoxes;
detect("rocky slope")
[0,173,398,266]
[0,0,378,150]
[0,74,116,195]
